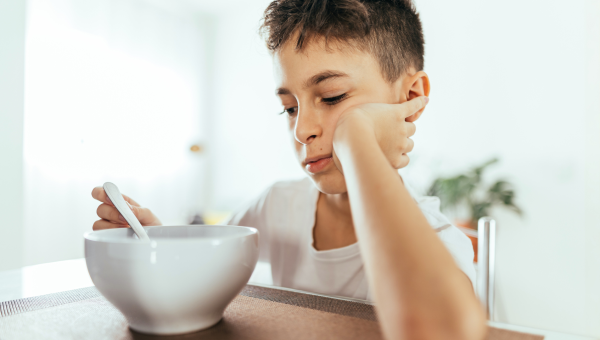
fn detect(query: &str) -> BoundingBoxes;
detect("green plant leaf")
[427,158,523,224]
[471,201,492,224]
[487,180,523,215]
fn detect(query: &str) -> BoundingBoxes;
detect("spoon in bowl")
[103,182,150,241]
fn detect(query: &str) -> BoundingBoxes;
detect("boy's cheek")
[293,139,309,167]
[287,116,296,131]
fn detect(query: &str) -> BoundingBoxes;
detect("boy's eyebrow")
[275,70,349,96]
[276,88,291,95]
[304,70,349,88]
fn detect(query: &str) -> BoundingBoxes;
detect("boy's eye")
[322,93,347,105]
[279,106,298,116]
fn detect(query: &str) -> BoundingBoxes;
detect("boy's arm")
[333,98,487,340]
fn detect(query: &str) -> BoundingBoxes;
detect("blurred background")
[1,0,599,337]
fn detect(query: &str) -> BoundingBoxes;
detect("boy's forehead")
[273,39,377,88]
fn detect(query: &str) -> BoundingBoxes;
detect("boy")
[92,0,487,339]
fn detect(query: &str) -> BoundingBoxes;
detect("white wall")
[583,0,600,333]
[209,2,305,211]
[0,0,26,271]
[408,0,600,336]
[21,0,210,266]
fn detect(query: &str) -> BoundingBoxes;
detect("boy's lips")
[305,155,332,174]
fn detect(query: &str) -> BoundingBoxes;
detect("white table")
[0,259,596,340]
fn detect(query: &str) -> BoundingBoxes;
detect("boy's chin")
[308,172,348,195]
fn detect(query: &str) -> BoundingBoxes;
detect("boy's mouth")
[304,154,333,174]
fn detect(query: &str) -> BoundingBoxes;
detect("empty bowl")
[84,225,259,335]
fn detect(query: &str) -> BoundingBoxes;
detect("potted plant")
[427,158,522,262]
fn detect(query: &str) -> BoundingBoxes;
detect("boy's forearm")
[334,119,486,340]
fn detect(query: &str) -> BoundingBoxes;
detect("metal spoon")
[103,182,150,241]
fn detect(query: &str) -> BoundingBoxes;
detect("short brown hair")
[260,0,424,82]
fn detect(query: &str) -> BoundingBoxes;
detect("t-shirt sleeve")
[224,187,272,262]
[436,226,477,290]
[409,187,477,289]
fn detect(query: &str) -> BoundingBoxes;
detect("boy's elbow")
[445,306,488,340]
[397,304,487,340]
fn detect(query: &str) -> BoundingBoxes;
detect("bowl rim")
[84,225,258,244]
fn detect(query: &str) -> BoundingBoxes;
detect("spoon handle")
[103,182,150,241]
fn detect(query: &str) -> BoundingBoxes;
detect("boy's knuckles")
[391,153,406,168]
[132,206,151,221]
[131,205,143,217]
[93,220,111,231]
[399,155,410,168]
[407,123,416,137]
[97,204,118,221]
[91,187,105,201]
[96,204,105,218]
[406,138,414,152]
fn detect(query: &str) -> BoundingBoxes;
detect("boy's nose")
[294,107,322,145]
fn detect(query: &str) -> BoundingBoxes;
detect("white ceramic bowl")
[84,225,259,335]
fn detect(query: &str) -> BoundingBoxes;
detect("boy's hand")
[332,96,428,173]
[91,187,162,230]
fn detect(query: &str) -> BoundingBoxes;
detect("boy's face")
[274,39,412,195]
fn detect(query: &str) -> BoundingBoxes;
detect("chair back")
[476,217,496,320]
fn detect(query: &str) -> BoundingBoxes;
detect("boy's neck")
[313,192,357,251]
[321,192,352,217]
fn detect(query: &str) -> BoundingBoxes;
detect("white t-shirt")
[226,177,475,301]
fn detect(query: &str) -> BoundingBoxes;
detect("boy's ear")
[404,71,430,122]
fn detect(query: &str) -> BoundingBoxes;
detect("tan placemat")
[0,286,543,340]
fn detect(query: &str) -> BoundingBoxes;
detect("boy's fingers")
[91,186,141,207]
[130,205,158,226]
[394,154,410,169]
[97,203,125,223]
[91,185,156,229]
[405,138,414,153]
[405,122,416,137]
[399,96,429,118]
[92,219,128,231]
[97,201,156,226]
[92,187,111,205]
[122,194,141,207]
